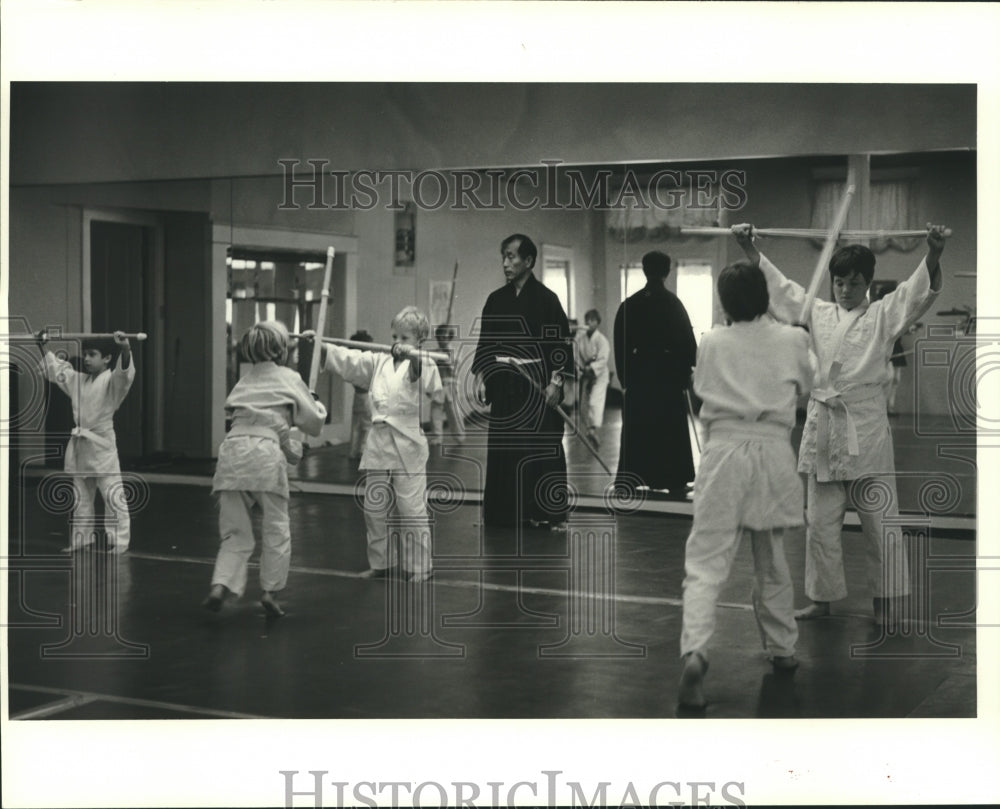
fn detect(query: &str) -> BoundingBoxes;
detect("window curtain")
[606,184,723,243]
[810,179,922,253]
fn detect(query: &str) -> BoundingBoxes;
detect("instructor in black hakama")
[613,250,697,498]
[472,234,574,528]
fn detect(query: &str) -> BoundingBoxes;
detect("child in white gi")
[429,324,465,448]
[733,223,949,628]
[39,331,136,554]
[678,262,815,709]
[204,321,327,617]
[348,330,374,459]
[574,309,611,447]
[315,307,442,582]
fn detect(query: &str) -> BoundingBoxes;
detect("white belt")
[812,384,884,480]
[70,426,113,450]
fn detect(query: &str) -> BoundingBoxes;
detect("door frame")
[211,224,359,453]
[82,208,166,452]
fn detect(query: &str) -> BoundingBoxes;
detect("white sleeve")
[878,258,939,340]
[39,351,77,395]
[323,345,378,389]
[107,353,136,409]
[759,254,808,325]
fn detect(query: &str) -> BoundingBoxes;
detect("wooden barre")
[291,334,450,363]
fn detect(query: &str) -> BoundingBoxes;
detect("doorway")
[88,219,155,463]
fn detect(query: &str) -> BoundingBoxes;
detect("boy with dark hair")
[678,261,815,709]
[733,223,949,627]
[38,331,135,553]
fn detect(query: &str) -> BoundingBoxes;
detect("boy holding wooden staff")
[37,330,136,553]
[732,223,950,628]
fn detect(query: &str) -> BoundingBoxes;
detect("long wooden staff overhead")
[444,259,459,327]
[679,225,924,240]
[307,247,335,390]
[7,331,149,341]
[797,184,855,326]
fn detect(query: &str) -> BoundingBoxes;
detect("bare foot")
[409,570,434,583]
[202,583,229,612]
[677,651,709,709]
[260,591,286,617]
[770,655,799,671]
[794,601,830,620]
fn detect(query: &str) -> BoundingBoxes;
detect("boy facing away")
[678,262,815,709]
[39,331,135,554]
[204,320,327,617]
[733,223,949,627]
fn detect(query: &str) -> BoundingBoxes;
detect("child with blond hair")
[318,306,442,582]
[204,320,327,616]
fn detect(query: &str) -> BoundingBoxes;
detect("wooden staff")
[292,334,450,364]
[797,184,855,326]
[444,259,459,326]
[16,331,149,341]
[680,226,927,240]
[498,356,613,476]
[307,247,335,390]
[685,389,702,453]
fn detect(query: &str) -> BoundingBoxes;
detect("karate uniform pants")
[71,474,131,551]
[212,490,290,597]
[805,475,909,602]
[681,526,798,660]
[578,374,609,431]
[364,470,432,574]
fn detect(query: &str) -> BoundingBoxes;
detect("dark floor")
[6,405,978,722]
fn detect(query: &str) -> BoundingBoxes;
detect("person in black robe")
[613,250,697,498]
[472,234,574,528]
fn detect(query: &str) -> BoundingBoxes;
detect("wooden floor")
[4,404,988,807]
[7,407,978,723]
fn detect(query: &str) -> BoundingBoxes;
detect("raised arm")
[38,343,77,394]
[879,224,950,338]
[924,223,950,291]
[108,331,137,406]
[732,223,807,325]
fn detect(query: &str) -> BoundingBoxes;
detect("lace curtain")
[606,184,723,243]
[810,179,922,253]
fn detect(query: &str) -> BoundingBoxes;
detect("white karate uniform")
[680,318,815,661]
[758,254,940,601]
[574,328,611,431]
[211,361,326,597]
[324,346,442,574]
[41,351,135,551]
